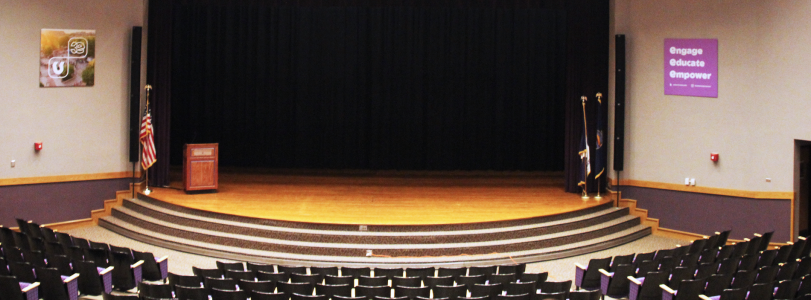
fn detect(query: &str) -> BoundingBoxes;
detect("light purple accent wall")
[619,186,791,242]
[0,178,131,227]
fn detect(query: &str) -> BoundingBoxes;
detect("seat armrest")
[575,263,587,270]
[699,295,711,300]
[131,260,145,268]
[156,255,169,263]
[788,241,794,245]
[800,236,807,241]
[754,233,762,237]
[598,269,612,277]
[628,277,642,285]
[744,238,750,242]
[22,282,40,292]
[715,231,721,235]
[676,244,681,247]
[63,273,80,283]
[100,266,114,275]
[702,236,709,239]
[660,284,676,295]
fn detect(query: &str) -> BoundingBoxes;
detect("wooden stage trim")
[149,171,611,225]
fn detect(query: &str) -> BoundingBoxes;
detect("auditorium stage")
[149,169,613,225]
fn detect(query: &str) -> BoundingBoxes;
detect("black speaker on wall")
[129,26,142,163]
[613,34,625,171]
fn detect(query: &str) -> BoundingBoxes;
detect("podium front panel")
[184,143,218,192]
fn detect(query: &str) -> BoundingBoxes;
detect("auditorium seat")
[133,250,169,282]
[437,267,467,282]
[519,272,548,284]
[489,273,516,286]
[247,262,276,274]
[139,281,174,299]
[169,272,203,289]
[775,260,799,281]
[375,267,404,280]
[293,273,323,286]
[46,254,74,276]
[609,254,634,271]
[627,272,666,300]
[498,264,526,277]
[193,266,223,279]
[36,266,79,300]
[315,282,353,299]
[175,284,209,300]
[455,274,486,290]
[225,269,255,281]
[567,290,600,300]
[217,261,245,272]
[324,274,355,286]
[74,260,113,296]
[423,275,453,289]
[495,294,531,300]
[279,265,308,276]
[633,252,656,266]
[278,281,315,299]
[394,285,430,300]
[574,257,611,290]
[392,276,421,288]
[252,291,289,300]
[599,264,634,300]
[702,273,733,297]
[468,266,497,280]
[664,267,694,291]
[699,287,746,300]
[9,261,37,283]
[744,282,773,300]
[109,250,143,291]
[405,267,435,283]
[433,285,467,300]
[469,283,503,299]
[258,271,291,283]
[356,285,392,300]
[660,277,705,300]
[204,277,239,294]
[341,266,371,279]
[211,287,250,300]
[0,274,40,300]
[292,293,328,300]
[505,281,536,296]
[39,227,57,244]
[311,266,339,281]
[239,279,276,294]
[359,275,388,287]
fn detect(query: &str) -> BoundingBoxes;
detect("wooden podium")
[183,143,219,192]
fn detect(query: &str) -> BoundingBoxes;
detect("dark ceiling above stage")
[146,0,608,193]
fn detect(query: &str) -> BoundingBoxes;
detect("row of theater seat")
[128,261,602,300]
[574,230,811,300]
[0,219,169,300]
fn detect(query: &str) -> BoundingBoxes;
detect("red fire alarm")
[34,142,43,151]
[710,152,719,162]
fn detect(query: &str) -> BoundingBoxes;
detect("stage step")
[100,196,650,267]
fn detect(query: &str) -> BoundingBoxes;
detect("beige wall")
[0,0,146,179]
[609,0,811,193]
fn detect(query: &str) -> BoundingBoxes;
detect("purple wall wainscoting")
[619,186,791,242]
[0,178,132,228]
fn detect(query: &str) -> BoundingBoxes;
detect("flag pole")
[143,84,152,195]
[594,92,603,200]
[581,96,589,199]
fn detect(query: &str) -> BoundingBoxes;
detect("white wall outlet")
[359,225,368,231]
[690,178,696,186]
[11,160,15,167]
[766,178,772,182]
[685,177,690,185]
[366,250,373,257]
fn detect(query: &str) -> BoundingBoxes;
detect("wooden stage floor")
[149,169,611,225]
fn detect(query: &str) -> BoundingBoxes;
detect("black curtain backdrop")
[146,0,608,193]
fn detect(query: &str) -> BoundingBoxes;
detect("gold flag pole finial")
[594,92,603,200]
[143,84,153,195]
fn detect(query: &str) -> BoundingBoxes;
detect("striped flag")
[140,106,156,170]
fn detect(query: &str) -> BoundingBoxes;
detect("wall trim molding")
[610,178,793,200]
[0,171,141,187]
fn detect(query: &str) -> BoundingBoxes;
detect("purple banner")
[664,38,718,98]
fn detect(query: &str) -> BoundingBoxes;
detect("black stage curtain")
[147,0,607,192]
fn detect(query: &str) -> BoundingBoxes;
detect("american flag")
[140,106,156,170]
